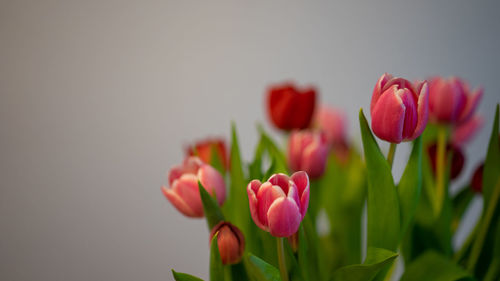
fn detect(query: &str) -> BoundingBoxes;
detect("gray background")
[1,1,499,280]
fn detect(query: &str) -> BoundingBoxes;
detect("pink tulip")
[428,77,483,125]
[370,73,429,143]
[451,115,483,147]
[288,130,329,179]
[247,172,310,237]
[162,156,226,217]
[314,105,347,147]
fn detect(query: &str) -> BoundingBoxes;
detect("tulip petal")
[267,197,302,237]
[458,87,483,124]
[170,174,204,217]
[198,164,226,205]
[268,86,295,129]
[247,180,267,230]
[410,82,429,140]
[301,137,328,178]
[291,171,310,218]
[268,173,291,193]
[371,85,405,143]
[291,88,316,129]
[429,78,466,122]
[452,115,484,146]
[371,73,392,114]
[288,131,303,172]
[162,185,200,217]
[257,182,286,227]
[168,164,184,186]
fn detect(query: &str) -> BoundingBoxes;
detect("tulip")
[209,222,245,265]
[314,105,347,147]
[186,138,229,170]
[428,77,483,125]
[451,115,483,147]
[288,130,329,179]
[370,73,429,143]
[427,142,465,180]
[267,82,316,130]
[247,172,310,237]
[470,163,484,193]
[162,157,226,217]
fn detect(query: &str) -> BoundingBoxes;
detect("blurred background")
[1,0,499,280]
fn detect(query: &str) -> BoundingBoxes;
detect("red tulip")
[370,73,429,143]
[209,222,245,265]
[428,77,483,125]
[288,130,329,179]
[162,157,226,217]
[267,82,316,130]
[186,138,229,170]
[247,172,310,237]
[427,142,465,180]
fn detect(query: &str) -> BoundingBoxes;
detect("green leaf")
[359,109,400,251]
[330,247,398,281]
[245,254,281,281]
[397,136,423,237]
[400,251,473,281]
[258,126,288,174]
[210,143,225,175]
[172,270,205,281]
[210,234,225,281]
[451,186,474,233]
[199,182,224,230]
[297,225,312,281]
[483,104,500,210]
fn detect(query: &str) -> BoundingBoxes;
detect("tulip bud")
[247,172,310,237]
[428,77,483,125]
[186,138,229,170]
[427,142,465,180]
[209,222,245,265]
[370,73,429,143]
[162,157,226,217]
[267,82,316,131]
[470,163,484,193]
[288,130,329,179]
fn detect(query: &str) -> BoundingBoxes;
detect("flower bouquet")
[161,74,499,281]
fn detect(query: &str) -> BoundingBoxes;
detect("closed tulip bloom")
[370,73,429,143]
[162,157,226,217]
[186,138,229,170]
[267,83,316,130]
[247,172,310,237]
[314,105,347,147]
[428,77,483,125]
[288,130,329,179]
[209,222,245,265]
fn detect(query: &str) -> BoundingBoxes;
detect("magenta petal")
[452,115,483,146]
[256,182,286,227]
[458,87,483,124]
[247,180,267,230]
[267,198,301,237]
[291,171,310,218]
[371,73,392,114]
[198,164,226,205]
[410,82,429,140]
[268,173,291,193]
[371,86,405,143]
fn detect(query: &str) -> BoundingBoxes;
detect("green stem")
[435,126,447,214]
[387,143,397,168]
[467,178,500,272]
[277,237,289,281]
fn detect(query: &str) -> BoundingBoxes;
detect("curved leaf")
[359,109,400,251]
[401,251,473,281]
[199,182,224,230]
[330,247,398,281]
[210,234,224,281]
[245,254,281,281]
[172,270,205,281]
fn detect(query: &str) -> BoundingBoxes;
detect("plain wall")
[1,1,499,280]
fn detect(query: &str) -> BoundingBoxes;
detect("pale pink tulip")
[288,130,329,179]
[371,73,429,143]
[428,77,483,125]
[247,172,310,237]
[162,157,226,217]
